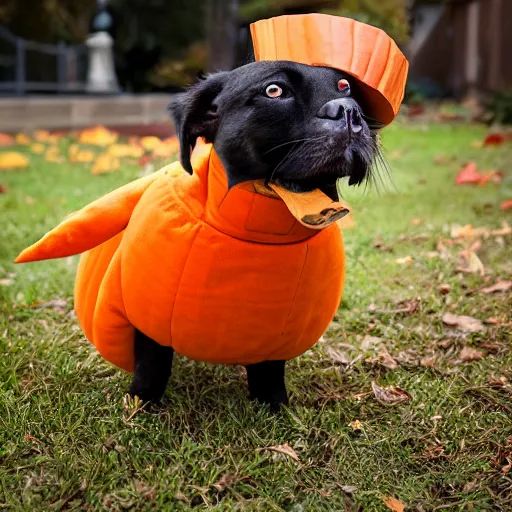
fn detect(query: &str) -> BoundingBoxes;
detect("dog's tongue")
[267,183,351,230]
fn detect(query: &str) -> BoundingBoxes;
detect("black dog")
[129,61,382,410]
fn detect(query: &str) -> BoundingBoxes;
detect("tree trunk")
[207,0,238,72]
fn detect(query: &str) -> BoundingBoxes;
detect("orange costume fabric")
[16,144,345,372]
[15,14,408,373]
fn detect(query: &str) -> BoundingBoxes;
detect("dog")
[128,60,382,410]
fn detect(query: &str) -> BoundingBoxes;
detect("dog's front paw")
[127,383,164,405]
[250,390,289,413]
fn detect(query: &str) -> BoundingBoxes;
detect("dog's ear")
[168,72,229,174]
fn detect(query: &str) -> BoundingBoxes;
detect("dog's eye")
[337,79,351,94]
[265,84,283,98]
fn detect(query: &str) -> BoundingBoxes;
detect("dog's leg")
[128,329,174,403]
[245,360,288,412]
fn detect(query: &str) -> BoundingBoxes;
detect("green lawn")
[1,122,511,511]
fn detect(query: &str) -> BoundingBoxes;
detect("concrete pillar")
[86,31,119,93]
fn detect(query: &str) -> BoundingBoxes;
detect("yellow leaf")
[108,143,144,158]
[92,153,120,175]
[45,146,64,163]
[15,133,31,145]
[0,152,30,169]
[69,145,96,163]
[140,136,162,151]
[78,125,118,146]
[33,130,57,143]
[30,143,46,154]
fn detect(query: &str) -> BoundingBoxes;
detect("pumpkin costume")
[15,14,408,373]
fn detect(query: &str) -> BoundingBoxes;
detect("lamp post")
[86,0,119,93]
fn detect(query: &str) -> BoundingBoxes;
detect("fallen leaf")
[371,381,410,405]
[442,312,484,332]
[459,346,484,362]
[395,256,413,265]
[374,234,393,252]
[108,143,144,158]
[0,278,14,286]
[483,133,512,146]
[360,335,383,351]
[134,479,156,499]
[339,484,358,494]
[0,133,14,146]
[383,496,405,512]
[0,184,7,193]
[366,347,398,370]
[0,152,30,169]
[29,142,46,154]
[92,153,121,175]
[212,472,236,492]
[152,136,180,159]
[15,133,30,145]
[481,280,512,294]
[420,355,437,367]
[69,145,96,163]
[140,136,162,151]
[45,146,64,163]
[324,346,350,365]
[411,218,422,225]
[260,443,299,462]
[491,221,512,237]
[79,125,118,146]
[348,420,363,431]
[457,250,485,276]
[501,200,512,211]
[456,162,480,185]
[438,284,451,295]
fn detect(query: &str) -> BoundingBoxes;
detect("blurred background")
[0,0,511,132]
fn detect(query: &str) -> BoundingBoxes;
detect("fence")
[0,26,88,95]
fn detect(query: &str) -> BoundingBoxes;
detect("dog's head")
[169,61,384,199]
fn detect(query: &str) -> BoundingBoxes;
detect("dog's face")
[170,61,382,199]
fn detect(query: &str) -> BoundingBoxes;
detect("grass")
[1,121,511,511]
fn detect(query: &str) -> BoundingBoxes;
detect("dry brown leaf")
[491,221,512,237]
[348,420,363,431]
[459,346,484,362]
[374,234,393,252]
[371,381,410,405]
[456,250,485,275]
[438,284,451,295]
[324,346,350,365]
[442,312,484,332]
[261,443,299,462]
[383,496,406,512]
[366,347,398,370]
[212,472,236,492]
[481,280,512,294]
[420,355,437,368]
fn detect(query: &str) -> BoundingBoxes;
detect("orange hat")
[250,13,408,125]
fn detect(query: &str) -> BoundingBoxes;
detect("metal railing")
[0,26,87,94]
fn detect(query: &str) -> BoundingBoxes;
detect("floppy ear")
[168,72,228,174]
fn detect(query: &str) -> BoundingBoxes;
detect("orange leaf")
[0,152,30,169]
[383,496,405,512]
[92,153,120,175]
[108,143,144,158]
[79,125,118,146]
[45,146,64,163]
[456,162,480,185]
[483,133,512,146]
[140,136,162,151]
[0,133,14,146]
[15,133,31,145]
[501,200,512,211]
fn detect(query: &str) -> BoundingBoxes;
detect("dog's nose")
[316,98,363,133]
